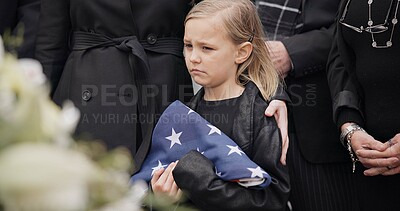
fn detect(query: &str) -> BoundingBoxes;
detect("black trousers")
[287,133,359,211]
[353,162,400,211]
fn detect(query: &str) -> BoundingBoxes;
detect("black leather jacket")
[172,82,290,211]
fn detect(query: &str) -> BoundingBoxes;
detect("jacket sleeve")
[282,24,335,78]
[172,105,290,211]
[326,23,364,128]
[35,0,71,96]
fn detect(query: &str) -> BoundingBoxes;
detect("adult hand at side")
[150,162,182,203]
[266,41,292,78]
[265,99,289,165]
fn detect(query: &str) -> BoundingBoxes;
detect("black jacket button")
[82,90,92,101]
[147,33,157,45]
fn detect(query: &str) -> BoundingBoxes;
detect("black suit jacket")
[0,0,40,58]
[282,0,349,163]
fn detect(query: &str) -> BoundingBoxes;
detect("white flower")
[97,180,147,211]
[18,58,46,86]
[0,35,143,211]
[0,50,79,147]
[0,36,4,64]
[53,101,81,147]
[0,86,16,121]
[0,144,101,211]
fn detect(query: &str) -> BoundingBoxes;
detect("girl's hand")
[150,162,182,202]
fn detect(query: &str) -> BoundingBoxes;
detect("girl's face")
[184,16,240,89]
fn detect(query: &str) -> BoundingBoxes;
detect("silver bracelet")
[344,124,365,173]
[340,123,358,147]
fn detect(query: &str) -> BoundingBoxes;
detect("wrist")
[341,122,355,132]
[340,123,360,147]
[340,123,366,173]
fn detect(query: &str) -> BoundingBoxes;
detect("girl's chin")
[191,77,207,86]
[194,81,207,87]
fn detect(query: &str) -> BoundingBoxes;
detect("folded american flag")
[131,100,271,188]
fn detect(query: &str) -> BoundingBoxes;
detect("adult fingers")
[280,136,289,165]
[356,147,400,159]
[363,166,388,176]
[381,165,400,176]
[264,100,285,117]
[364,165,400,176]
[360,138,387,151]
[264,100,288,165]
[358,156,398,168]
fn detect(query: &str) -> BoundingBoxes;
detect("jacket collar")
[187,82,259,109]
[187,82,261,152]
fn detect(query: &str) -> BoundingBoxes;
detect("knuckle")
[152,183,163,191]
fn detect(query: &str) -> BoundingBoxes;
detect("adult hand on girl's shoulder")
[150,161,183,203]
[265,99,289,165]
[358,133,400,176]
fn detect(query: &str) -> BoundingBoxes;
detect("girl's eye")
[184,43,193,48]
[202,46,213,51]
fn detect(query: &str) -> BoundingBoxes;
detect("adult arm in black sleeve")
[0,0,40,58]
[35,0,71,96]
[326,23,364,128]
[15,0,41,58]
[282,24,335,78]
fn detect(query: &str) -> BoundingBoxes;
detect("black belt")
[71,31,184,58]
[71,31,184,82]
[72,31,168,166]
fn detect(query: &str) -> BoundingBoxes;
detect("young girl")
[150,0,290,210]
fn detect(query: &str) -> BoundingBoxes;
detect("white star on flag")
[227,145,245,156]
[166,128,182,148]
[151,160,168,176]
[215,167,222,177]
[131,101,272,188]
[196,147,205,154]
[248,166,267,178]
[207,124,221,135]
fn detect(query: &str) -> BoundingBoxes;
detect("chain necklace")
[340,0,400,48]
[369,0,399,48]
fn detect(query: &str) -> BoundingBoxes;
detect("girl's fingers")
[164,162,177,191]
[150,168,164,186]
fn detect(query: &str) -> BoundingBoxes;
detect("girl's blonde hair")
[185,0,280,101]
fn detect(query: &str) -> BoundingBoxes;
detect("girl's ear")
[235,42,253,64]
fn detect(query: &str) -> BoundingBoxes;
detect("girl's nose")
[189,49,201,63]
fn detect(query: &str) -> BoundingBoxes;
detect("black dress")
[328,0,400,210]
[338,0,400,140]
